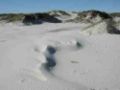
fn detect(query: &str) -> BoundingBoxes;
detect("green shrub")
[0,14,24,22]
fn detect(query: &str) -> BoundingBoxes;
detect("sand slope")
[0,23,120,90]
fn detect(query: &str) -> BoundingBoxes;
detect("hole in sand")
[44,46,57,71]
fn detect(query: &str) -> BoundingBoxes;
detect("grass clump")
[0,14,24,22]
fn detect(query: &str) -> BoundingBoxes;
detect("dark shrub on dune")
[92,10,112,19]
[23,13,62,25]
[106,19,120,34]
[36,13,62,23]
[80,10,112,19]
[72,10,112,23]
[23,14,42,25]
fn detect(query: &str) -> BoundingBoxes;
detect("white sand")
[0,22,120,90]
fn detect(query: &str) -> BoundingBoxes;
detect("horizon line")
[0,9,119,14]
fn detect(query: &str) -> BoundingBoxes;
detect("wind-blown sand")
[0,22,120,90]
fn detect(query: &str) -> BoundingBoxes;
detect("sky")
[0,0,120,13]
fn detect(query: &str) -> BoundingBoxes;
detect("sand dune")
[0,19,120,90]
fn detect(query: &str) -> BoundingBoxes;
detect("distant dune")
[0,10,120,23]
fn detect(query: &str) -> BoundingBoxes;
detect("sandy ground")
[0,22,120,90]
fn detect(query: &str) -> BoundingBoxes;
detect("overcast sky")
[0,0,120,13]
